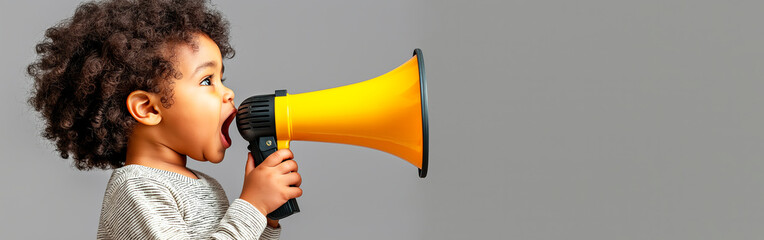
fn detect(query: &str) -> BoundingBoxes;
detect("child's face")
[158,33,236,163]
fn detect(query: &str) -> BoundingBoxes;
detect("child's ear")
[126,90,162,126]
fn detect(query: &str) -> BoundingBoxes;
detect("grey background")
[2,0,764,239]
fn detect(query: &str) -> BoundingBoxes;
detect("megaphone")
[235,48,429,219]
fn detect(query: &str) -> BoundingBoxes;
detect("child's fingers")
[245,152,255,174]
[277,160,298,173]
[285,186,303,199]
[261,149,293,167]
[294,173,302,187]
[282,172,301,187]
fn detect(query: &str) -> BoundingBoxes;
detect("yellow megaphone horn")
[235,48,429,219]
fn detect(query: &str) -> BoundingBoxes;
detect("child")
[27,0,302,239]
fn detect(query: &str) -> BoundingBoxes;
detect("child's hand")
[240,149,302,217]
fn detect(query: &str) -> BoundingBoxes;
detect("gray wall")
[3,0,764,239]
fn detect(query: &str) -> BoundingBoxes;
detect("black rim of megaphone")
[415,48,429,178]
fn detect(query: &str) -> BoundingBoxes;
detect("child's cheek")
[164,90,220,158]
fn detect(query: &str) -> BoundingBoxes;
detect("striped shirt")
[97,164,280,239]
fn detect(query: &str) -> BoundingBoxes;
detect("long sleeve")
[220,200,281,240]
[260,226,281,240]
[98,177,276,240]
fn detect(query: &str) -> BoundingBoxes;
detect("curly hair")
[27,0,235,170]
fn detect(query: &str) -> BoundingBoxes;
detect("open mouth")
[221,110,236,148]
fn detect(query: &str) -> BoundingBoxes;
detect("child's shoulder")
[104,165,172,194]
[105,165,221,193]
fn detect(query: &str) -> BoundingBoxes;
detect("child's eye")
[200,76,212,86]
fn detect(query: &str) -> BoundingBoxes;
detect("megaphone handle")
[248,136,301,220]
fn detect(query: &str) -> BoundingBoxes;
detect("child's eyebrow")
[192,61,218,76]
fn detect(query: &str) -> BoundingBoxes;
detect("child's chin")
[208,152,226,163]
[207,156,224,164]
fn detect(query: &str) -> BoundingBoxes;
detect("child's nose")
[223,86,234,103]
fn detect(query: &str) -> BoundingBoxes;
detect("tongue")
[223,128,231,145]
[222,121,231,145]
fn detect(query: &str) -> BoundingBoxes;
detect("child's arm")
[99,178,271,239]
[98,150,300,240]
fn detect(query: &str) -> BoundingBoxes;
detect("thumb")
[245,152,255,174]
[261,149,293,167]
